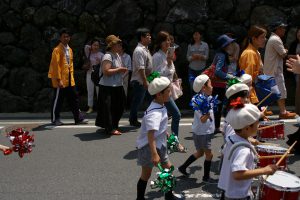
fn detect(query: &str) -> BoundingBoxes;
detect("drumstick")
[276,141,297,166]
[261,106,270,121]
[259,154,294,160]
[263,141,297,180]
[258,123,280,131]
[257,92,272,107]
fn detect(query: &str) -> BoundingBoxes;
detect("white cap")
[148,77,170,95]
[238,74,252,84]
[225,103,262,130]
[193,74,209,93]
[226,83,249,99]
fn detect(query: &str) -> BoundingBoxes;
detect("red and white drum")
[256,145,288,169]
[260,171,300,200]
[258,121,285,140]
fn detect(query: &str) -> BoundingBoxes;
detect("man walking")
[129,28,153,127]
[264,20,296,119]
[48,28,88,125]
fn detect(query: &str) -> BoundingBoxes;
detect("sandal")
[177,143,187,153]
[111,130,122,135]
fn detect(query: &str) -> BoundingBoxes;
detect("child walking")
[178,74,215,183]
[136,76,183,200]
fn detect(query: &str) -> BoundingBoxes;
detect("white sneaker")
[86,108,93,114]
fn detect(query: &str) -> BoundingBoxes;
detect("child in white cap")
[219,103,277,200]
[136,77,183,200]
[178,74,215,183]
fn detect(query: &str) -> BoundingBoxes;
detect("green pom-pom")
[227,78,240,87]
[147,71,160,83]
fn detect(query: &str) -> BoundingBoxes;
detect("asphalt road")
[0,115,299,200]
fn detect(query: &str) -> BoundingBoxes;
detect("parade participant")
[95,35,128,135]
[219,103,277,200]
[129,28,153,127]
[136,77,183,200]
[264,20,296,119]
[186,30,209,94]
[178,74,215,183]
[83,38,104,114]
[152,31,185,152]
[239,25,267,104]
[222,82,250,140]
[48,28,88,125]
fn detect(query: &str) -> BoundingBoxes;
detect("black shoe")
[178,166,189,176]
[202,176,217,184]
[75,118,89,125]
[130,120,141,127]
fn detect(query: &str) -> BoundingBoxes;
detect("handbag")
[202,63,227,88]
[170,79,183,100]
[82,49,91,71]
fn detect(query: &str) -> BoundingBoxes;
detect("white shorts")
[274,73,287,99]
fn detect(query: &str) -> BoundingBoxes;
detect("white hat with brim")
[225,103,261,130]
[193,74,209,93]
[148,77,171,95]
[226,83,249,99]
[238,74,252,84]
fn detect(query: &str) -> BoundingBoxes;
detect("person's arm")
[201,43,209,61]
[273,39,288,58]
[233,165,277,180]
[186,44,192,62]
[102,60,127,76]
[49,49,64,88]
[148,130,160,166]
[214,53,234,80]
[200,113,210,123]
[286,54,300,74]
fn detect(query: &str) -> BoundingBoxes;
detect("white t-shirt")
[131,43,153,84]
[152,50,175,81]
[218,134,255,199]
[192,108,215,135]
[136,101,168,149]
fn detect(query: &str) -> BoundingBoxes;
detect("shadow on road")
[74,129,111,141]
[123,149,138,160]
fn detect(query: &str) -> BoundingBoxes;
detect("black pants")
[51,86,80,123]
[212,87,226,129]
[96,85,125,132]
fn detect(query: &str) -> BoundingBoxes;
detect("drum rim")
[256,145,287,153]
[264,171,300,192]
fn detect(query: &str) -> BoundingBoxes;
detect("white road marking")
[43,123,193,129]
[183,190,214,198]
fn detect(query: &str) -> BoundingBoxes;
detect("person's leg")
[51,87,64,124]
[86,70,94,110]
[178,149,203,176]
[212,87,226,130]
[65,86,81,123]
[129,81,146,125]
[203,149,213,181]
[111,86,125,131]
[165,98,181,137]
[137,166,152,200]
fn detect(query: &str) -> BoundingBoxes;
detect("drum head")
[264,171,300,192]
[259,120,284,126]
[257,145,287,153]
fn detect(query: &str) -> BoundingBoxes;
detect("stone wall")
[0,0,300,112]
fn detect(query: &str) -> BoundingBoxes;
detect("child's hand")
[151,153,160,166]
[263,164,278,175]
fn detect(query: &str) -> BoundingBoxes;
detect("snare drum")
[256,145,288,169]
[258,121,285,140]
[260,171,300,200]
